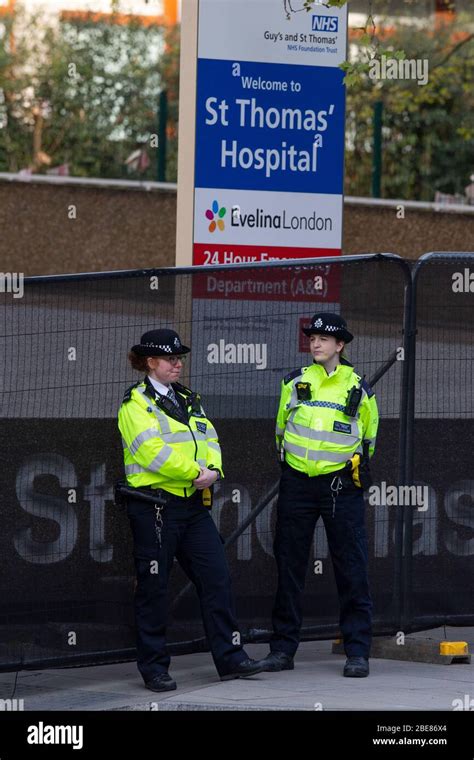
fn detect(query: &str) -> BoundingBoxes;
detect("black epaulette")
[361,379,375,398]
[284,368,303,385]
[122,381,140,403]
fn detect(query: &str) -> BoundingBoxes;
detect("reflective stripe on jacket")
[118,377,223,496]
[276,358,379,477]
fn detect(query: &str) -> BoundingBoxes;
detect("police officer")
[118,328,262,691]
[258,313,379,678]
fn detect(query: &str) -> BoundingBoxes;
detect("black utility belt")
[114,480,210,509]
[114,480,169,507]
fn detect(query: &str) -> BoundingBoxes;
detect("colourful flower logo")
[205,200,226,232]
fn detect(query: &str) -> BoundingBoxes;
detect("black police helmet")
[131,329,190,357]
[302,312,353,343]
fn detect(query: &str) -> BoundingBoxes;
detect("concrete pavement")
[0,627,472,712]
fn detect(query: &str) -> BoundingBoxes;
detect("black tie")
[166,386,181,411]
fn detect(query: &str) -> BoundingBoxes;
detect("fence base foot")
[331,637,471,665]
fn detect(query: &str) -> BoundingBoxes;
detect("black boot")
[343,656,369,677]
[220,658,264,680]
[145,673,177,691]
[257,651,294,672]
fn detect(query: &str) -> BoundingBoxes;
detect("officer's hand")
[193,468,218,489]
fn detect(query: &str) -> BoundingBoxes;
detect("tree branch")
[431,33,474,71]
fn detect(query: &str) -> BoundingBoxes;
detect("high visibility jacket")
[276,357,379,477]
[118,376,223,497]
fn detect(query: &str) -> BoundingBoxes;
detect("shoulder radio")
[344,375,365,418]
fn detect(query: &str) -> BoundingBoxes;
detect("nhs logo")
[312,15,338,32]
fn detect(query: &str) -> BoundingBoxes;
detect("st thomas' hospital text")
[205,98,335,132]
[205,98,335,178]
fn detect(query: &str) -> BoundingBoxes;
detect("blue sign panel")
[195,58,345,195]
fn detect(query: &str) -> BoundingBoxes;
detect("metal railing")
[1,251,472,670]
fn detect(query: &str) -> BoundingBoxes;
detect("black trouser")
[271,464,372,659]
[126,490,247,682]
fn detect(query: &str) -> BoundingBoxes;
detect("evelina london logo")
[205,200,226,232]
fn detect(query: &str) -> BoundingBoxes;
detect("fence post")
[157,90,168,182]
[398,262,417,632]
[372,100,383,198]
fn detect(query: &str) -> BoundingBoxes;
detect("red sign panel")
[192,245,341,302]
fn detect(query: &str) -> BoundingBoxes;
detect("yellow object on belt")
[202,488,212,508]
[350,454,362,488]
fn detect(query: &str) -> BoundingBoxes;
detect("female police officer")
[258,313,379,678]
[118,328,262,691]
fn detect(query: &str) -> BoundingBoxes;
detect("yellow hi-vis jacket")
[276,358,379,477]
[118,376,223,497]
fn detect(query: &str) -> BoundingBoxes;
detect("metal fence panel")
[1,255,411,669]
[404,253,474,631]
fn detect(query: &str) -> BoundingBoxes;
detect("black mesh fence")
[402,253,474,631]
[2,252,470,672]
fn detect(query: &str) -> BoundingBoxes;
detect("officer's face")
[310,334,344,364]
[146,355,184,384]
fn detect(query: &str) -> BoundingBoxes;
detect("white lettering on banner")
[207,275,288,297]
[240,74,288,90]
[445,480,474,555]
[207,341,267,370]
[11,457,472,563]
[205,97,336,179]
[235,99,334,131]
[312,15,339,33]
[204,96,230,126]
[15,454,79,563]
[14,455,113,563]
[205,97,335,132]
[84,463,114,562]
[205,275,328,299]
[221,136,322,178]
[201,249,280,265]
[249,480,470,559]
